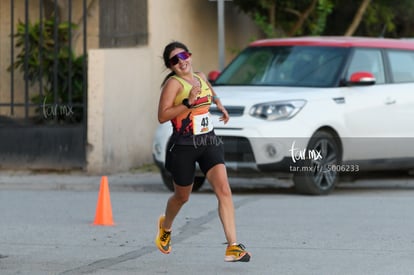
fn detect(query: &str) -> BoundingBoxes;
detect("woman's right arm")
[158,78,187,123]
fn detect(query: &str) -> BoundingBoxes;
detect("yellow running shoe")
[155,215,171,254]
[224,243,251,262]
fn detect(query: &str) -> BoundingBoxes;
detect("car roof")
[250,36,414,51]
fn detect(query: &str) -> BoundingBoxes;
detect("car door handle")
[333,97,345,104]
[385,97,396,105]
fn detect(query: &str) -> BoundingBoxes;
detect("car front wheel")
[293,131,342,195]
[160,168,205,192]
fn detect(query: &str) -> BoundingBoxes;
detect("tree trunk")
[269,2,276,35]
[288,0,318,36]
[344,0,372,36]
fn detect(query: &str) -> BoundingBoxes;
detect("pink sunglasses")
[169,51,192,66]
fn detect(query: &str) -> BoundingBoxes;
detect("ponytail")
[161,71,176,87]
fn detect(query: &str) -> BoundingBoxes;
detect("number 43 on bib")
[193,113,214,135]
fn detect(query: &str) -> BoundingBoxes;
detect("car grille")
[210,106,244,117]
[219,136,255,163]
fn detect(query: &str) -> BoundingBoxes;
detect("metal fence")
[0,0,88,169]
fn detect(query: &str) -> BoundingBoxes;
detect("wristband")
[212,95,219,105]
[182,98,192,108]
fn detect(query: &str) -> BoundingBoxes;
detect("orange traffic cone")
[93,176,115,226]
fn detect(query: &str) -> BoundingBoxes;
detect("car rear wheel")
[160,168,205,192]
[293,131,342,195]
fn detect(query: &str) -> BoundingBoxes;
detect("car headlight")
[249,100,306,120]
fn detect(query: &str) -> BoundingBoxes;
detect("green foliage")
[363,2,395,36]
[311,0,334,35]
[233,0,414,38]
[391,0,414,37]
[253,11,276,37]
[233,0,335,37]
[9,18,85,123]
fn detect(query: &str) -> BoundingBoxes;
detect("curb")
[0,171,165,192]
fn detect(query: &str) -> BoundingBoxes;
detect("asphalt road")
[1,171,414,274]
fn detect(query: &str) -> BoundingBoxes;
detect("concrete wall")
[87,48,155,173]
[149,0,261,75]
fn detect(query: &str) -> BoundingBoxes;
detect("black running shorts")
[165,143,225,186]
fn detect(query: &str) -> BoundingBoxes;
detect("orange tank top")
[170,73,215,145]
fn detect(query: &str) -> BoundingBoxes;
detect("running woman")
[155,41,251,262]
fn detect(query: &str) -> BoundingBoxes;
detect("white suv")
[153,36,414,195]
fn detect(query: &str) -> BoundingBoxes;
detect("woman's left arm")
[196,72,229,124]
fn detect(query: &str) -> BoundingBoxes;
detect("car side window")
[388,50,414,83]
[347,49,385,84]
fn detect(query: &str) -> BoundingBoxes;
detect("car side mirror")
[208,70,221,84]
[347,71,376,86]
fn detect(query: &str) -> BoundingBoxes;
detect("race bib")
[193,112,213,135]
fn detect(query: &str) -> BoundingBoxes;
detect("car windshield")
[214,46,349,87]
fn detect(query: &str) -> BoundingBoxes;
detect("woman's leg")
[206,163,237,244]
[156,182,192,254]
[162,183,193,230]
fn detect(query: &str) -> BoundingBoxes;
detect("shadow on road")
[198,172,414,196]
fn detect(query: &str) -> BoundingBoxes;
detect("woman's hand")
[188,82,201,105]
[217,104,229,124]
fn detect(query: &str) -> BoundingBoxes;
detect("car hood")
[212,85,324,105]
